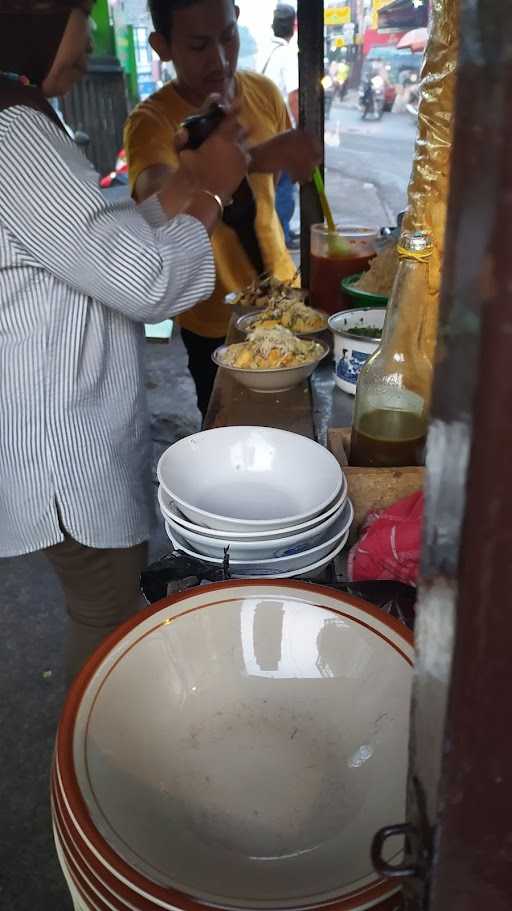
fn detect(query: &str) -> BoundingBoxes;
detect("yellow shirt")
[124,71,297,338]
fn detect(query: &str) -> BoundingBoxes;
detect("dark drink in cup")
[309,225,377,314]
[310,251,374,313]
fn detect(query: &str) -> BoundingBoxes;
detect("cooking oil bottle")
[350,231,433,468]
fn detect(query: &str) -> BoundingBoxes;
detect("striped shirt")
[0,106,215,557]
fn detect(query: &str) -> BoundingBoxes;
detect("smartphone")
[181,103,225,150]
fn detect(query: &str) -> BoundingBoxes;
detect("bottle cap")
[398,230,434,258]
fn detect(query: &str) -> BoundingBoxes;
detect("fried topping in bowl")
[230,273,306,310]
[219,327,324,370]
[248,300,327,334]
[354,243,398,296]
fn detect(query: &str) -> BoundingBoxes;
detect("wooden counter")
[202,314,357,443]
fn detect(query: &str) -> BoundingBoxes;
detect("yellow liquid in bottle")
[350,409,427,468]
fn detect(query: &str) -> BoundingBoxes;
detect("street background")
[325,96,416,226]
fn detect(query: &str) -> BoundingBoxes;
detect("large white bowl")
[212,340,329,394]
[158,477,347,542]
[165,499,353,575]
[157,427,343,532]
[164,498,353,563]
[59,581,412,910]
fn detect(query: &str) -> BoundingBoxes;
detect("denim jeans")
[275,171,295,244]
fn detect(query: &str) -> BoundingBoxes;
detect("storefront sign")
[371,0,393,30]
[325,6,352,26]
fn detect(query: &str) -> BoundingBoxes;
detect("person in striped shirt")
[0,0,247,680]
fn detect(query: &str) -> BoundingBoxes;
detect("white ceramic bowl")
[165,499,353,575]
[266,532,349,579]
[166,530,349,580]
[236,309,329,339]
[165,522,347,577]
[157,427,343,532]
[158,478,347,542]
[58,581,412,910]
[212,340,329,394]
[164,497,353,563]
[328,308,386,395]
[52,821,92,911]
[53,772,171,911]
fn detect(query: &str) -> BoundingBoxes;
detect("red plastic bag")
[348,490,423,587]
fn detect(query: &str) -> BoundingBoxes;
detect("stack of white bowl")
[51,579,412,911]
[156,427,353,578]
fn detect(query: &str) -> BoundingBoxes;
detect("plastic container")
[309,225,377,314]
[341,273,389,307]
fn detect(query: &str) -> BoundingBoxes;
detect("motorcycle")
[359,75,385,120]
[323,61,350,119]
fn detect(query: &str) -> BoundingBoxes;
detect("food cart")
[200,1,512,907]
[52,2,512,910]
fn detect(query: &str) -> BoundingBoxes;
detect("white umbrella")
[397,26,429,53]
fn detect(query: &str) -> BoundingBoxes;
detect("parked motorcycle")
[359,75,385,120]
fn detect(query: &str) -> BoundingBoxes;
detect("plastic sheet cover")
[403,0,459,363]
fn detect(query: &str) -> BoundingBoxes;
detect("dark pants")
[275,172,295,244]
[45,531,147,682]
[181,328,225,421]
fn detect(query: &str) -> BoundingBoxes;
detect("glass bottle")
[350,231,434,468]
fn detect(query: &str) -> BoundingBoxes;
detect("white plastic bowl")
[212,340,328,394]
[158,477,347,542]
[62,581,413,910]
[165,499,353,575]
[164,497,353,562]
[157,427,343,532]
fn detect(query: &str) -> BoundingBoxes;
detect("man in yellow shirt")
[125,0,320,418]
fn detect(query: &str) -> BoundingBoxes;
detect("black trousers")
[181,328,226,420]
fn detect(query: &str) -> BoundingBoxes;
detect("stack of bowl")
[156,427,353,578]
[51,580,413,911]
